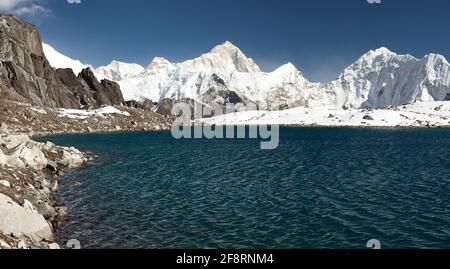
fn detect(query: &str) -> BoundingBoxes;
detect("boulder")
[0,134,48,170]
[60,148,86,168]
[0,180,10,188]
[0,193,53,242]
[156,98,175,116]
[363,115,374,121]
[48,243,60,249]
[0,239,11,249]
[125,99,155,111]
[101,79,124,105]
[23,199,39,214]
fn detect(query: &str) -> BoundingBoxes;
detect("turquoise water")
[41,128,450,249]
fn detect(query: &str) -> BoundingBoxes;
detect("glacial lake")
[40,128,450,249]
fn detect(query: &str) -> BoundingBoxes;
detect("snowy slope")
[42,43,92,75]
[198,101,450,128]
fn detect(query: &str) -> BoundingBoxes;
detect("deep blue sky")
[13,0,450,82]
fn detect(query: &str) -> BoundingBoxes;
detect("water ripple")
[37,129,450,249]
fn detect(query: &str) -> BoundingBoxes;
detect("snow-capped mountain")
[95,61,144,81]
[42,43,92,75]
[323,47,450,109]
[100,41,314,109]
[43,41,450,111]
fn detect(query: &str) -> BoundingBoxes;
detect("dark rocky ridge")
[0,14,124,109]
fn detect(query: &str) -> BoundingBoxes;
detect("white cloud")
[15,3,49,16]
[67,0,82,4]
[0,0,31,10]
[0,0,50,19]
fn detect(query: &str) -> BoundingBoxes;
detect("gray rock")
[0,239,11,249]
[434,105,444,111]
[43,141,55,151]
[0,134,48,170]
[48,243,60,249]
[125,99,155,111]
[46,160,58,172]
[0,193,53,242]
[23,193,57,220]
[78,68,124,107]
[0,122,8,133]
[363,115,374,121]
[60,148,86,168]
[0,180,10,188]
[23,199,39,214]
[17,240,27,249]
[156,98,175,116]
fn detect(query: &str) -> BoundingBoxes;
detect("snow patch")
[57,106,131,119]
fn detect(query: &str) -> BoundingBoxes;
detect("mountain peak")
[146,57,173,70]
[210,41,241,54]
[350,47,398,67]
[273,63,298,74]
[150,57,171,64]
[223,41,237,47]
[201,41,261,73]
[360,47,396,60]
[373,47,394,55]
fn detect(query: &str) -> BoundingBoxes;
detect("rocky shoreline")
[0,14,177,249]
[0,100,173,249]
[0,134,87,249]
[0,100,173,137]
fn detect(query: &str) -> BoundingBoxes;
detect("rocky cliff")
[0,14,124,109]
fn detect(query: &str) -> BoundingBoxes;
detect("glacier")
[43,41,450,112]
